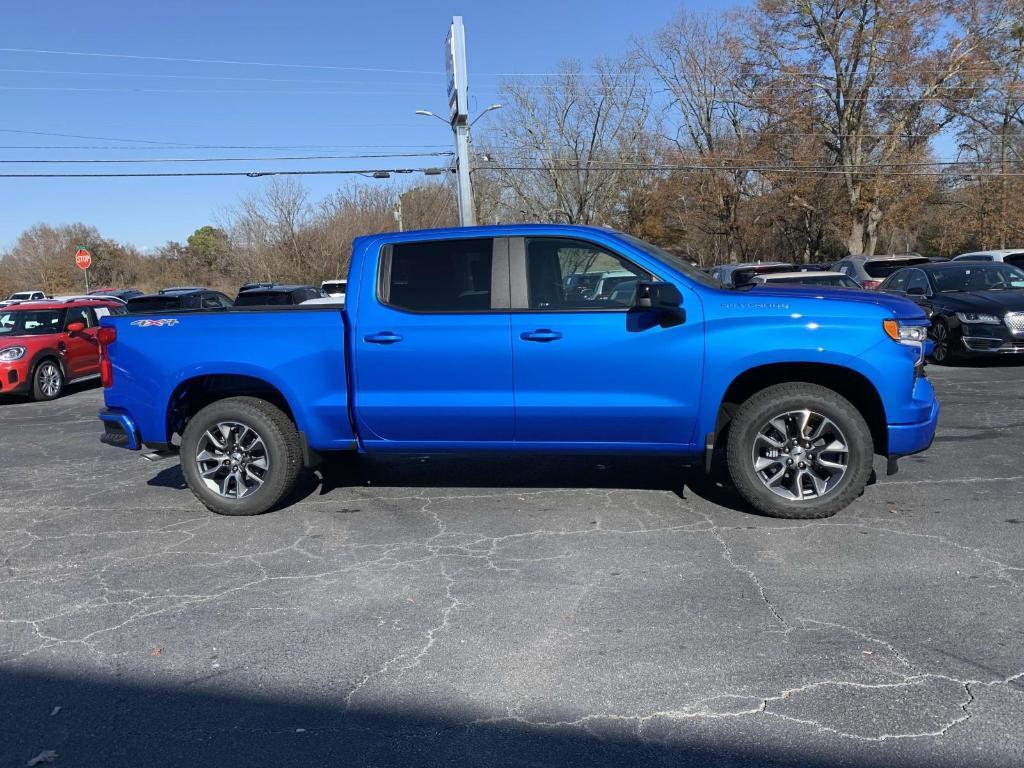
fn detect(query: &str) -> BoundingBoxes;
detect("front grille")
[1005,312,1024,333]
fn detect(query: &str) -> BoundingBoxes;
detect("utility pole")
[446,16,473,226]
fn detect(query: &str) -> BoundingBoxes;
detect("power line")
[0,144,451,150]
[0,85,451,96]
[0,47,440,75]
[0,151,453,164]
[0,167,454,179]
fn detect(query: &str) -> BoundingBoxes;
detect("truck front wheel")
[726,383,874,519]
[180,396,302,516]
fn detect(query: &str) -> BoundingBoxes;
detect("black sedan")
[879,262,1024,363]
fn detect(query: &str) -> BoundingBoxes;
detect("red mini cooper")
[0,297,125,400]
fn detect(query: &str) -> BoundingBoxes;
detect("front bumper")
[0,362,30,394]
[887,377,939,457]
[99,408,141,450]
[961,336,1024,354]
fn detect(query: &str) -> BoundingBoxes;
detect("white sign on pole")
[445,16,469,124]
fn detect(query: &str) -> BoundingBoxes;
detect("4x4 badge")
[130,318,179,327]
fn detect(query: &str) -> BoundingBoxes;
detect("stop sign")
[75,248,92,270]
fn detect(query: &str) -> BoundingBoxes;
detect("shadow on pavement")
[0,666,868,768]
[147,453,760,515]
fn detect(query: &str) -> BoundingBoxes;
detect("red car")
[0,298,125,400]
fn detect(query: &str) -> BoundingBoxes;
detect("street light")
[471,103,502,126]
[415,104,502,226]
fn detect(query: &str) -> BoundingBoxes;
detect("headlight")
[0,345,27,362]
[956,312,1000,325]
[882,320,928,343]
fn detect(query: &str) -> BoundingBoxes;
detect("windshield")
[233,292,294,306]
[769,274,859,288]
[0,309,62,336]
[733,265,792,286]
[931,265,1024,292]
[864,258,930,278]
[616,233,721,288]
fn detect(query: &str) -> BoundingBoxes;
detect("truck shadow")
[311,454,757,515]
[149,455,879,519]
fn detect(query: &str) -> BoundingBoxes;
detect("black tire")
[929,319,960,365]
[726,383,874,519]
[31,358,64,401]
[180,396,303,516]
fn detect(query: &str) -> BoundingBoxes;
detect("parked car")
[126,288,233,313]
[878,261,1024,363]
[233,284,323,307]
[950,249,1024,268]
[97,224,938,521]
[0,297,125,400]
[832,254,931,289]
[321,280,347,299]
[710,262,791,287]
[88,288,145,301]
[2,290,48,306]
[749,271,862,289]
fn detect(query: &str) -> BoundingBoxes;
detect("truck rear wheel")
[180,397,302,516]
[726,383,873,519]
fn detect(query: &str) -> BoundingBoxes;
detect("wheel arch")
[711,362,888,457]
[167,374,297,444]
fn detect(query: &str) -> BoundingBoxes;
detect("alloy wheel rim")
[751,409,849,501]
[933,325,948,361]
[38,363,61,397]
[195,421,270,499]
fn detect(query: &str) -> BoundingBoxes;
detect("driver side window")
[906,271,929,294]
[885,270,909,292]
[525,238,650,310]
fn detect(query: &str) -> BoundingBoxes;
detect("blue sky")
[0,0,712,250]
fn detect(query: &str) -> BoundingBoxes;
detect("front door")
[352,237,515,448]
[509,236,704,449]
[62,306,99,378]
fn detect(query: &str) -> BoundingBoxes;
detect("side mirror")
[66,322,85,334]
[633,281,685,326]
[906,286,927,297]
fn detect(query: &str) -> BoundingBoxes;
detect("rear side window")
[382,238,493,312]
[864,258,929,278]
[1004,253,1024,268]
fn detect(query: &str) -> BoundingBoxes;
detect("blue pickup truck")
[97,224,938,519]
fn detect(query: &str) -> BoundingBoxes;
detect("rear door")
[508,236,704,448]
[351,237,514,447]
[62,306,99,378]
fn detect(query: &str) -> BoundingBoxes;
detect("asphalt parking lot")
[1,364,1022,767]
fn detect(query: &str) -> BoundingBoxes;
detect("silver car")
[832,254,930,289]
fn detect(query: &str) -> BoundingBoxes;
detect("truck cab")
[97,224,939,520]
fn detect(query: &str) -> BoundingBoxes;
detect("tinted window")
[233,292,294,307]
[527,238,649,309]
[1004,253,1024,268]
[906,271,930,294]
[864,258,930,278]
[127,296,181,312]
[384,238,493,312]
[883,270,909,292]
[955,254,991,261]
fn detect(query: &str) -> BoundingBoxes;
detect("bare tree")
[753,0,1006,255]
[483,58,654,226]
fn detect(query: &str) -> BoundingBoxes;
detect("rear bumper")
[99,408,141,450]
